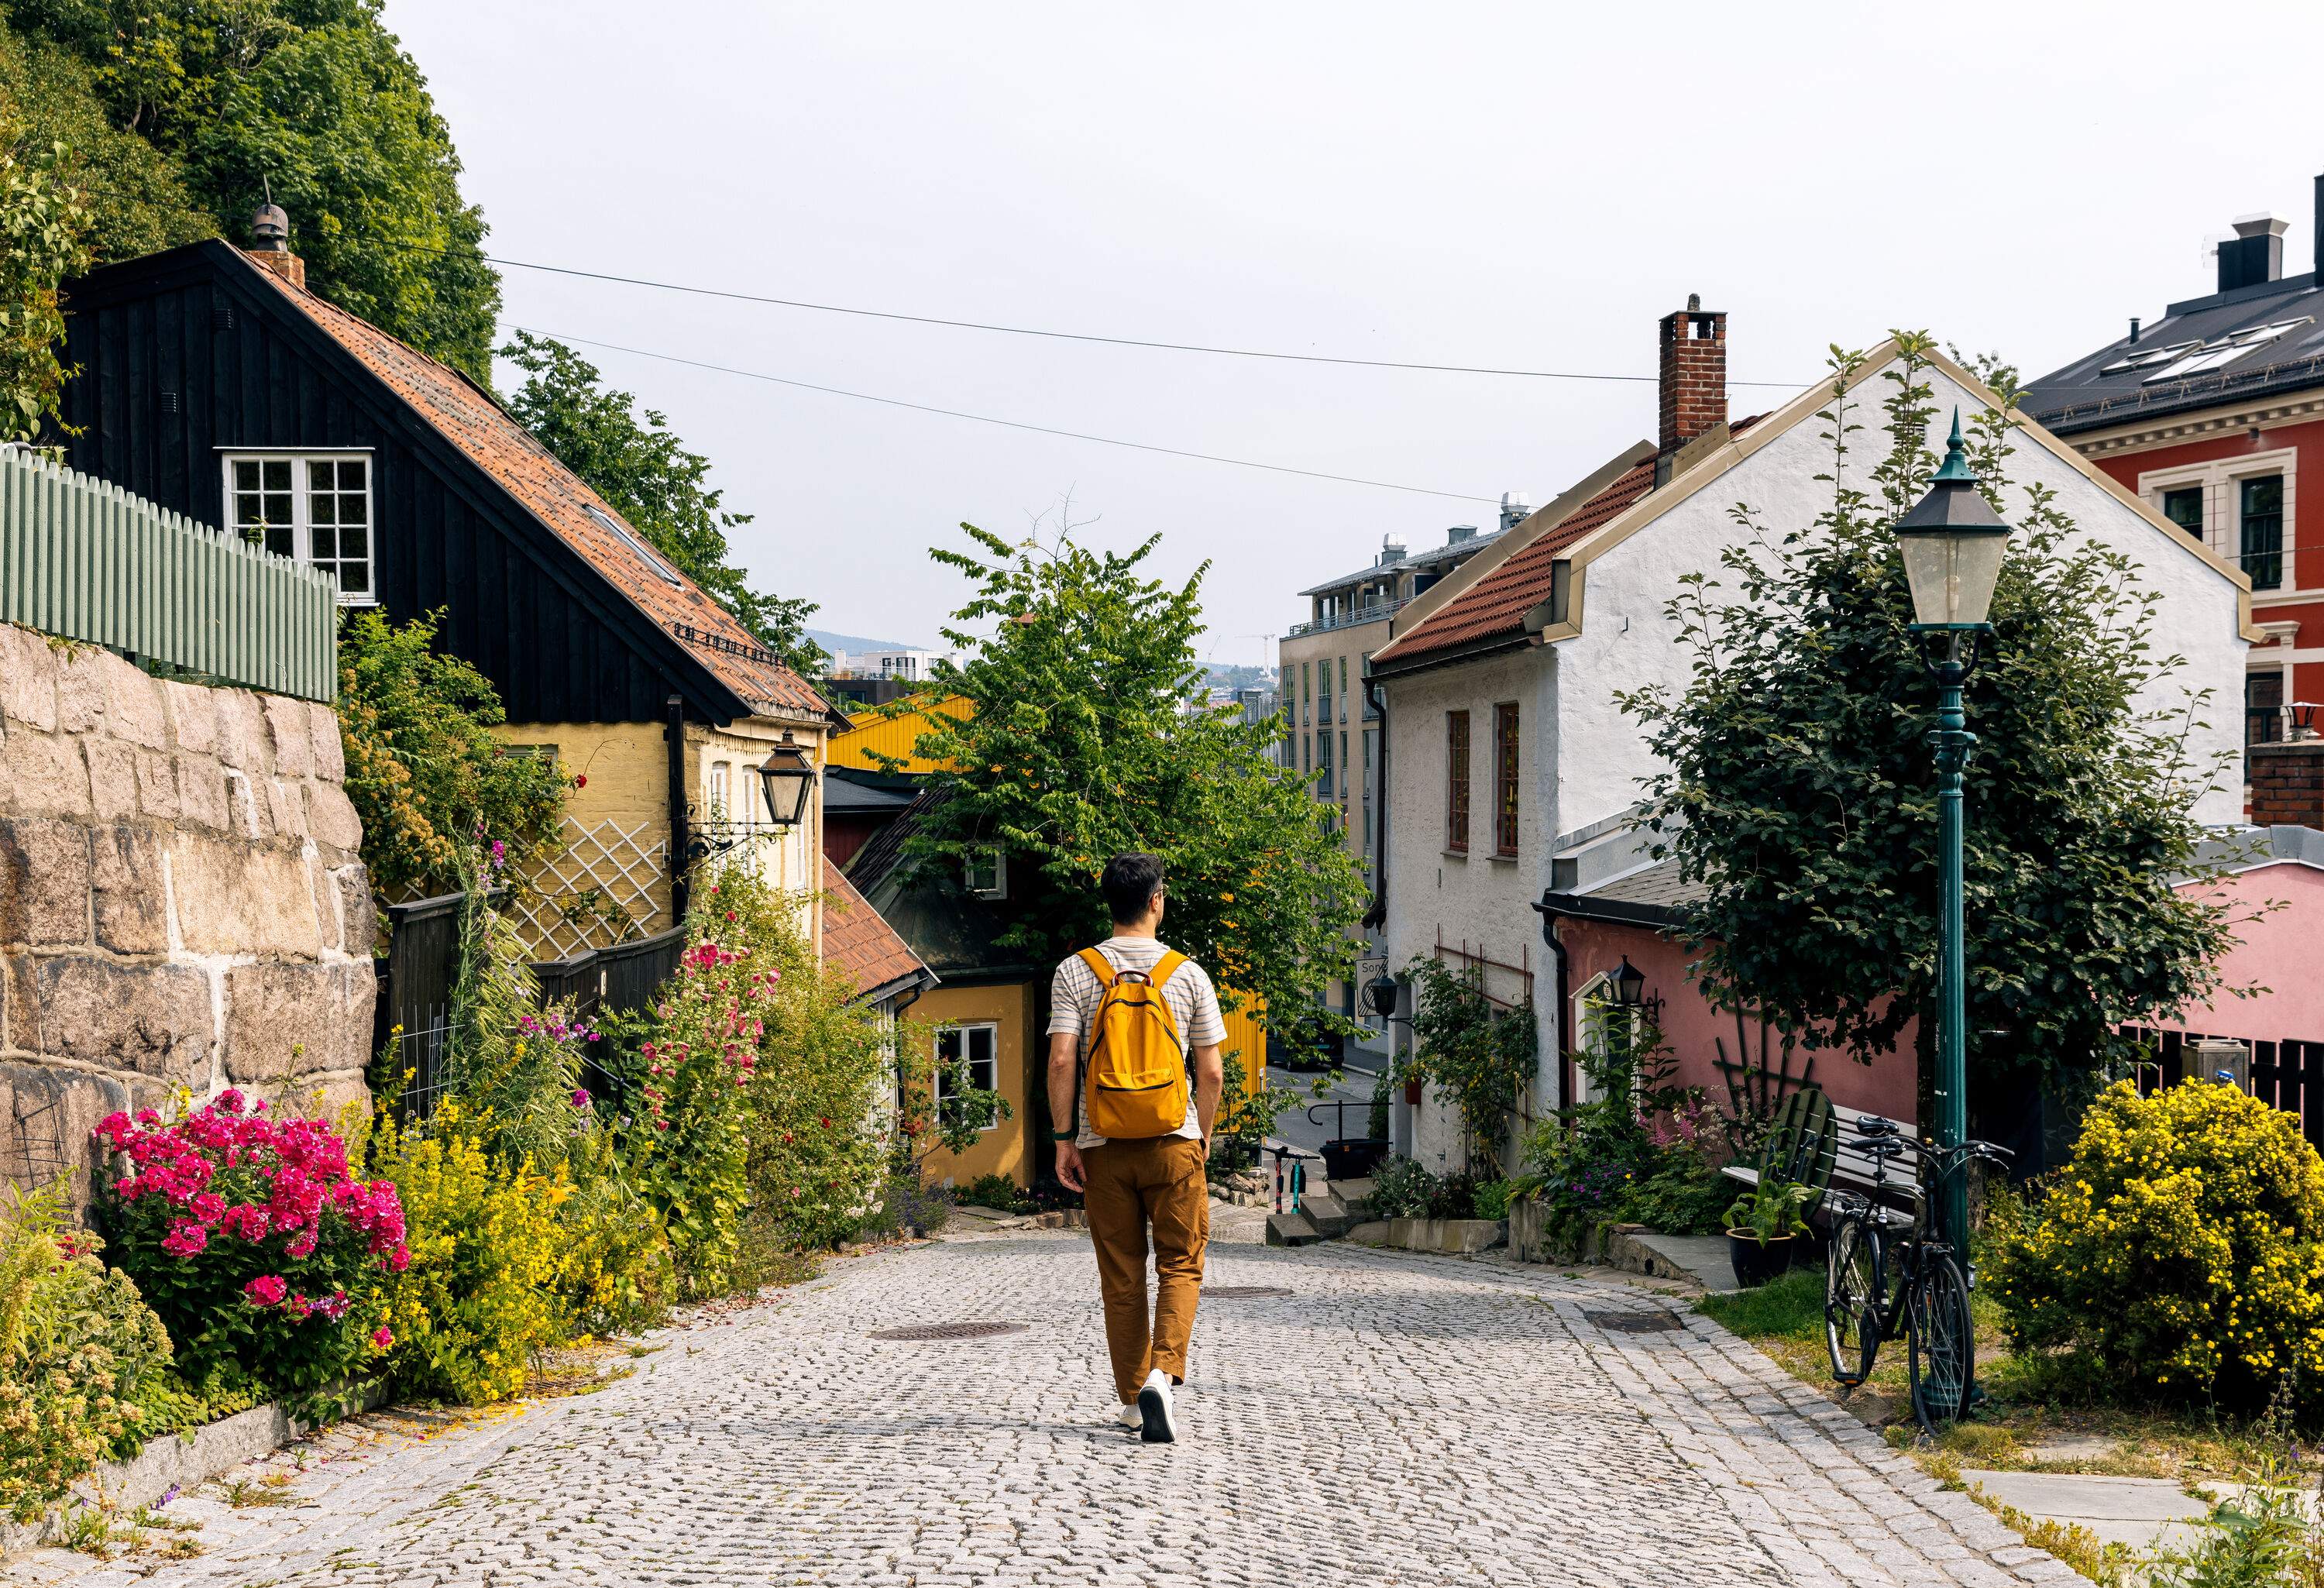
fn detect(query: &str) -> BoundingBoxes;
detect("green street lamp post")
[1893,411,2013,1260]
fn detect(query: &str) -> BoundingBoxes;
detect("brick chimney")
[244,200,306,290]
[2250,740,2324,828]
[1658,294,1727,459]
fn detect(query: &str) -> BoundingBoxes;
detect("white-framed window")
[2139,448,2299,589]
[936,1024,1000,1128]
[222,452,375,603]
[1572,971,1645,1109]
[964,847,1006,899]
[583,504,682,586]
[706,761,731,820]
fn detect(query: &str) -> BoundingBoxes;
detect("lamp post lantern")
[1893,410,2013,1260]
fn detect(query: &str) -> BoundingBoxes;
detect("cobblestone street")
[12,1228,2071,1588]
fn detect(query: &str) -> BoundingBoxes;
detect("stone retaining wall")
[0,626,373,1205]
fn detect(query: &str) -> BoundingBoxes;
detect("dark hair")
[1101,853,1166,923]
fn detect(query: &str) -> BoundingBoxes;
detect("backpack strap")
[1150,950,1189,990]
[1076,946,1117,987]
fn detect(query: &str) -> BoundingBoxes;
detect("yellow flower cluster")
[370,1108,571,1406]
[1989,1081,2324,1411]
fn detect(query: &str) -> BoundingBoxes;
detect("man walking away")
[1048,853,1225,1444]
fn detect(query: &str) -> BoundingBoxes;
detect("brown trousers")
[1081,1135,1208,1404]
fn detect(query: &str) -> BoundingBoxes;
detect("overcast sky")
[387,1,2324,665]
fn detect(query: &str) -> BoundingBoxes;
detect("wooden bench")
[1721,1089,1919,1227]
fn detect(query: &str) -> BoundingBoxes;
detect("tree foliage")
[1617,335,2243,1094]
[335,607,566,901]
[0,122,82,440]
[500,331,827,674]
[902,521,1367,1030]
[0,0,499,380]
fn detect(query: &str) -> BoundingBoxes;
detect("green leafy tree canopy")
[1616,334,2246,1094]
[500,331,826,675]
[3,0,500,379]
[902,520,1367,1027]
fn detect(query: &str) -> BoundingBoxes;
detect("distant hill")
[805,628,927,655]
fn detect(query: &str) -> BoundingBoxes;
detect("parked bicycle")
[1822,1115,2012,1432]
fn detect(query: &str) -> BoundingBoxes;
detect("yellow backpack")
[1078,947,1191,1139]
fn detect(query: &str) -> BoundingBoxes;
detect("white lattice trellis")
[511,816,670,958]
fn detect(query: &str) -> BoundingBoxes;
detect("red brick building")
[2026,186,2324,760]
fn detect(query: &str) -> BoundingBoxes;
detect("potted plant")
[1724,1177,1813,1287]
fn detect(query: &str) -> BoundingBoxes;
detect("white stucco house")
[1363,302,2260,1174]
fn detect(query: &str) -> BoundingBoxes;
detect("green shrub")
[0,1184,172,1521]
[1208,1047,1293,1183]
[1367,1157,1436,1220]
[1471,1179,1513,1222]
[1989,1079,2324,1414]
[955,1174,1027,1213]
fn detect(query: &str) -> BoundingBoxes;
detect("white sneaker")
[1136,1368,1177,1444]
[1116,1403,1143,1429]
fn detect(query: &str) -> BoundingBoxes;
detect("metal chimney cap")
[2233,213,2290,239]
[251,203,290,250]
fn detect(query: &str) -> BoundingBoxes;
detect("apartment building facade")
[1280,508,1523,1027]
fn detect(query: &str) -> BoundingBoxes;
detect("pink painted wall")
[1557,917,1919,1128]
[2167,863,2324,1042]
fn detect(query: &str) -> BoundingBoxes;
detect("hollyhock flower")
[244,1274,288,1308]
[372,1326,394,1349]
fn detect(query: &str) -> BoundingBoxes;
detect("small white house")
[1364,308,2259,1174]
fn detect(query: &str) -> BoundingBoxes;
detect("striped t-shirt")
[1048,937,1226,1150]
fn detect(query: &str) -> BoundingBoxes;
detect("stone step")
[1264,1211,1320,1247]
[1301,1192,1354,1238]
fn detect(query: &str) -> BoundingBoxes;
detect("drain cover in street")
[1583,1310,1684,1334]
[1203,1286,1292,1299]
[868,1322,1029,1342]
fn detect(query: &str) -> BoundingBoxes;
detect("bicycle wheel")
[1907,1253,1975,1433]
[1824,1218,1880,1386]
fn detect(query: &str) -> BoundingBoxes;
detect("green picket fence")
[0,445,337,703]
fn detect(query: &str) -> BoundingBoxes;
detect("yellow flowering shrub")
[1989,1080,2324,1411]
[370,1109,568,1405]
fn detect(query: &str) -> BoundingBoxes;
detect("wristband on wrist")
[1049,1128,1078,1142]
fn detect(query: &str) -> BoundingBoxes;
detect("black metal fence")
[2125,1026,2324,1153]
[373,892,686,1120]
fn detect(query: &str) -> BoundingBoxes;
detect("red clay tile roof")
[822,855,933,999]
[235,251,829,721]
[1373,417,1762,667]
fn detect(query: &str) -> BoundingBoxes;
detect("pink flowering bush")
[95,1091,407,1395]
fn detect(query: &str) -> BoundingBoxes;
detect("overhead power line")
[390,239,1805,388]
[515,328,1504,504]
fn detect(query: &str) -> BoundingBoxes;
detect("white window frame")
[220,450,377,605]
[935,1024,1002,1129]
[1572,971,1645,1109]
[706,761,731,821]
[2137,447,2299,588]
[964,847,1007,899]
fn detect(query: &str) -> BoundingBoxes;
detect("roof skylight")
[2099,339,2199,374]
[2142,318,2315,383]
[584,504,682,586]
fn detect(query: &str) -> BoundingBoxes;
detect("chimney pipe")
[2217,214,2288,294]
[245,200,305,290]
[2129,317,2140,344]
[1657,294,1728,459]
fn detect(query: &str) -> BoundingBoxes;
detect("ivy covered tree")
[1617,334,2246,1102]
[500,332,827,675]
[0,123,83,440]
[1,0,500,380]
[902,521,1367,1036]
[335,607,566,901]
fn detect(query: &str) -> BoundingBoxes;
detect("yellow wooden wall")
[827,696,971,773]
[1222,993,1268,1100]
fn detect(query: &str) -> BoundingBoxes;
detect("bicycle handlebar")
[1846,1117,2013,1167]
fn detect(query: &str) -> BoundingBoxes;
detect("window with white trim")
[706,761,731,819]
[222,453,374,603]
[1573,971,1644,1109]
[935,1024,1000,1127]
[2139,449,2298,581]
[964,847,1006,899]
